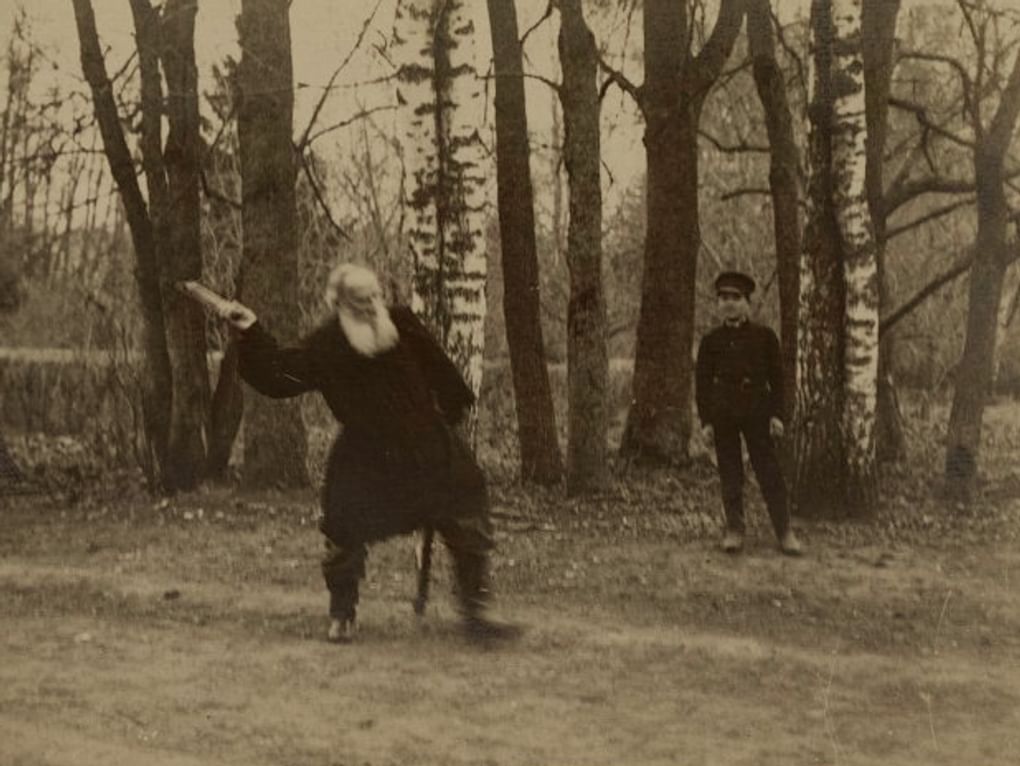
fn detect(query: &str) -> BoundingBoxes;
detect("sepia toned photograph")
[1,0,1017,763]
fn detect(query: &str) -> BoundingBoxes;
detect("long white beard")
[338,303,399,357]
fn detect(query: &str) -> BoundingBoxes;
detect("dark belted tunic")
[237,306,485,545]
[695,319,784,426]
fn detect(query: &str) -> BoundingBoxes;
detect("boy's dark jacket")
[695,320,783,425]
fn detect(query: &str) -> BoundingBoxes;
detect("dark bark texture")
[160,0,211,489]
[620,0,745,465]
[486,0,563,484]
[862,0,905,463]
[792,0,849,518]
[237,0,308,488]
[73,0,173,488]
[747,0,800,427]
[945,47,1020,500]
[558,0,608,495]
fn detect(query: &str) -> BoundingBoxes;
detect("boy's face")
[716,289,750,323]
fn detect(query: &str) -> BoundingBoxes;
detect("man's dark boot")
[454,553,522,643]
[321,539,365,645]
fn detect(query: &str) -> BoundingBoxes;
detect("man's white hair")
[324,263,381,312]
[325,263,399,357]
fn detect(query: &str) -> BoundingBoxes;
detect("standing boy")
[695,271,802,555]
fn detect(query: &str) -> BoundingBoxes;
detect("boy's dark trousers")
[713,415,790,537]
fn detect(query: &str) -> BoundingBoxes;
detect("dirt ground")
[2,481,1019,766]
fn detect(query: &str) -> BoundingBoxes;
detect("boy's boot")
[722,528,744,554]
[779,529,803,556]
[326,584,358,644]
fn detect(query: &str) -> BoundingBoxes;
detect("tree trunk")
[160,0,211,489]
[945,44,1020,501]
[946,230,1007,500]
[73,0,172,488]
[551,90,564,266]
[794,140,847,516]
[132,0,210,490]
[945,170,1013,499]
[237,0,308,488]
[621,0,745,465]
[993,263,1020,387]
[0,36,11,227]
[397,0,490,418]
[396,0,442,327]
[557,0,608,495]
[486,0,563,484]
[862,0,905,463]
[833,0,880,515]
[621,0,691,465]
[434,0,488,402]
[793,0,879,518]
[206,340,244,479]
[747,0,801,427]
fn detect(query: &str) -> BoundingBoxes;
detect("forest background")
[2,0,1020,515]
[3,3,1020,763]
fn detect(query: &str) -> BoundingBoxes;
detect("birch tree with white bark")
[394,0,489,405]
[793,0,879,517]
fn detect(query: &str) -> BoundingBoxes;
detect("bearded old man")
[222,263,519,644]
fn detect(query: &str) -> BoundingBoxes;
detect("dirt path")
[2,496,1018,765]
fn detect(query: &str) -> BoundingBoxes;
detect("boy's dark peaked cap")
[714,271,756,297]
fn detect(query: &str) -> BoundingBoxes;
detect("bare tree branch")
[958,0,1020,24]
[203,101,238,165]
[109,49,139,83]
[601,155,615,188]
[985,44,1020,158]
[883,175,975,217]
[715,56,754,90]
[889,96,975,149]
[770,10,807,104]
[295,146,352,242]
[296,0,383,151]
[597,51,642,108]
[484,70,561,94]
[898,49,974,120]
[884,94,968,202]
[690,0,747,94]
[16,146,106,164]
[886,195,976,241]
[306,104,397,146]
[520,1,554,50]
[720,186,771,201]
[882,251,973,337]
[958,0,988,140]
[881,238,1020,336]
[698,127,769,154]
[886,165,1020,217]
[885,252,971,336]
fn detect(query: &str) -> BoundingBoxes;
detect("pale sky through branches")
[0,0,976,230]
